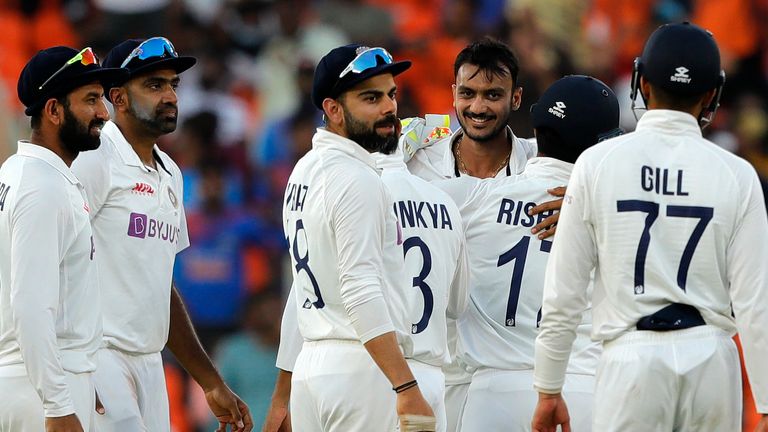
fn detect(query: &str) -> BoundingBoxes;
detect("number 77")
[617,200,713,293]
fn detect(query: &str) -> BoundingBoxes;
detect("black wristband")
[393,379,418,393]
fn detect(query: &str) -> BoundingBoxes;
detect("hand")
[95,389,105,415]
[395,385,435,430]
[45,414,84,432]
[755,415,768,432]
[531,393,570,432]
[529,186,566,240]
[205,383,254,432]
[262,403,291,432]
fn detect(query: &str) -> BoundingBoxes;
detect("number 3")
[403,236,433,334]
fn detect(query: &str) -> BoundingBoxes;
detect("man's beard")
[457,108,511,143]
[59,106,103,154]
[128,96,178,136]
[344,111,399,155]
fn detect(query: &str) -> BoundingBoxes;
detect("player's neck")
[114,117,158,168]
[454,132,511,179]
[28,129,76,167]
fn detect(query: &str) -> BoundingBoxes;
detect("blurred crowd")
[1,0,767,430]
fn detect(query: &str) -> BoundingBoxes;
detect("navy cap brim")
[116,56,197,85]
[24,67,129,116]
[330,60,411,99]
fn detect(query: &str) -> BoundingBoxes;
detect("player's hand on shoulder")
[531,392,571,432]
[45,414,84,432]
[400,114,452,162]
[529,186,566,240]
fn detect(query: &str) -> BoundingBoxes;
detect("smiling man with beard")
[70,38,251,432]
[0,46,126,432]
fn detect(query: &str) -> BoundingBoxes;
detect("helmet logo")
[548,101,566,119]
[670,66,691,84]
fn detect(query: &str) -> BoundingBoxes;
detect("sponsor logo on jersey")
[425,126,452,143]
[670,66,691,84]
[548,101,566,119]
[167,186,178,209]
[83,202,90,213]
[127,212,180,244]
[131,182,155,196]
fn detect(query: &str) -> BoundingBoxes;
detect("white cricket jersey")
[375,153,469,368]
[282,128,412,352]
[71,121,189,354]
[405,126,537,181]
[0,142,101,417]
[437,158,599,374]
[534,110,768,411]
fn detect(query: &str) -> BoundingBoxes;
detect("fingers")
[531,212,559,239]
[215,421,226,432]
[238,399,254,431]
[562,421,572,432]
[95,390,105,415]
[548,186,566,197]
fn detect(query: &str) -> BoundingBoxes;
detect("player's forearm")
[271,369,293,407]
[363,331,416,388]
[166,285,222,391]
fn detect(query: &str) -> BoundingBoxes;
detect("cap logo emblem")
[355,46,371,55]
[548,101,566,119]
[670,66,692,84]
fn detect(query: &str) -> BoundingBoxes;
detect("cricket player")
[532,22,768,432]
[282,44,434,431]
[0,46,126,432]
[437,75,621,431]
[70,37,250,432]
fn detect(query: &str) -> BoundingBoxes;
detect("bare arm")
[167,285,253,432]
[262,369,292,432]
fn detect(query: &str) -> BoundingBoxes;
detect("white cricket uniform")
[71,120,189,432]
[0,142,100,431]
[437,158,600,431]
[284,128,412,432]
[402,123,537,431]
[376,152,470,432]
[535,110,768,431]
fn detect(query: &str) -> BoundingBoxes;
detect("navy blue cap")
[639,22,721,95]
[17,46,128,116]
[103,38,196,88]
[311,44,411,110]
[531,75,621,152]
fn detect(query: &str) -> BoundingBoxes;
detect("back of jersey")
[380,157,468,367]
[569,112,768,340]
[443,163,599,373]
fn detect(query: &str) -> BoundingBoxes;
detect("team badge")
[167,186,178,209]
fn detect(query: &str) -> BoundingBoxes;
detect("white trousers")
[444,382,469,432]
[407,360,446,432]
[460,369,594,432]
[594,326,741,432]
[291,340,397,432]
[0,369,95,432]
[93,348,170,432]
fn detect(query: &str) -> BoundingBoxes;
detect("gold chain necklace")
[454,135,510,177]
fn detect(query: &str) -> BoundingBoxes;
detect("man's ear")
[42,97,63,126]
[322,97,344,126]
[109,87,126,111]
[511,87,523,111]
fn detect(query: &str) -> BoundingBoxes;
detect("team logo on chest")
[167,186,178,209]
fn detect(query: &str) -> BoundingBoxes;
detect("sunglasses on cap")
[38,47,99,91]
[338,47,394,78]
[120,37,178,68]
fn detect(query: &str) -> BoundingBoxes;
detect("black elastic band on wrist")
[393,379,418,393]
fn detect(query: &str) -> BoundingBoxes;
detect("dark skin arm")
[167,285,254,432]
[529,186,566,239]
[262,369,292,432]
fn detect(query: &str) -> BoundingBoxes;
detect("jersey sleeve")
[446,231,469,320]
[10,181,75,417]
[327,171,394,344]
[275,284,303,372]
[727,166,768,413]
[70,148,111,217]
[533,158,597,393]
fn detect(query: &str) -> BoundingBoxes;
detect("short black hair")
[30,95,69,130]
[649,82,709,112]
[535,126,585,164]
[454,37,520,86]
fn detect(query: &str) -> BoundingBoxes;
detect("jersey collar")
[445,126,527,178]
[16,140,80,184]
[635,110,703,138]
[312,127,379,171]
[103,120,172,175]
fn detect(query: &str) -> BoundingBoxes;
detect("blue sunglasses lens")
[339,48,394,78]
[120,37,178,68]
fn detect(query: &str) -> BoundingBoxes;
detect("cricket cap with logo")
[637,22,722,95]
[311,44,411,110]
[530,75,621,153]
[17,46,128,116]
[103,37,197,91]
